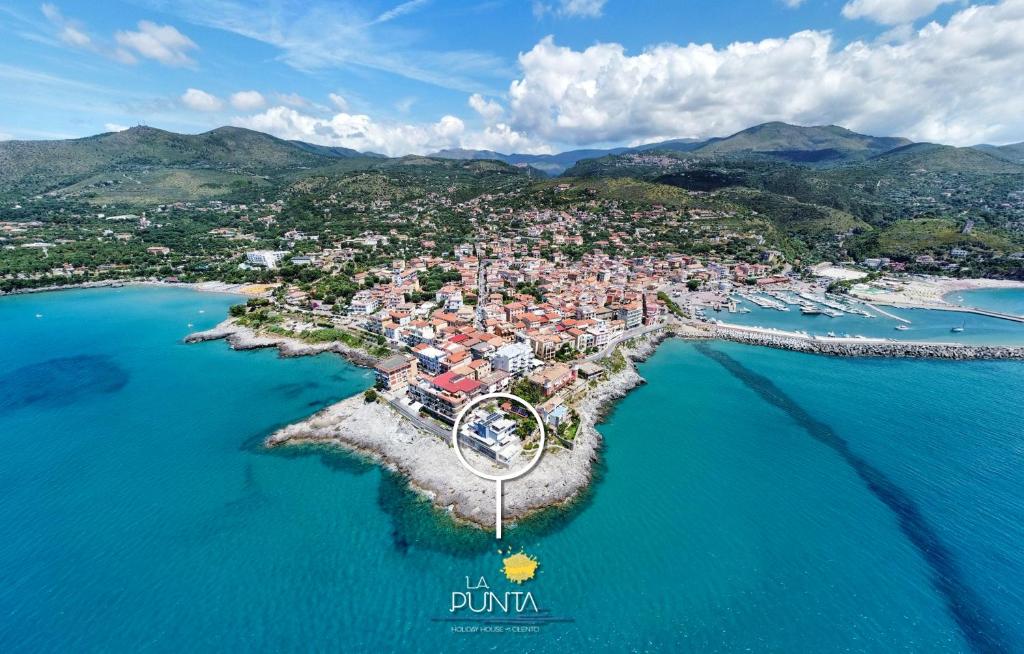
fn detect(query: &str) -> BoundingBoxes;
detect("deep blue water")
[3,287,1024,652]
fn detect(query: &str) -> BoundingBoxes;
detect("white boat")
[801,305,822,315]
[895,325,910,331]
[951,321,965,333]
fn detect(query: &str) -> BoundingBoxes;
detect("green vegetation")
[512,378,543,405]
[364,389,378,403]
[598,347,627,374]
[658,292,686,318]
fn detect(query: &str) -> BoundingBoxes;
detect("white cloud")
[842,0,954,24]
[181,88,224,112]
[535,0,607,19]
[328,93,349,111]
[40,3,93,48]
[502,1,1024,147]
[230,90,266,110]
[151,0,507,93]
[469,93,505,122]
[559,0,607,17]
[115,20,198,67]
[395,96,417,113]
[374,0,430,24]
[231,105,548,156]
[276,92,313,108]
[782,0,807,7]
[104,123,129,132]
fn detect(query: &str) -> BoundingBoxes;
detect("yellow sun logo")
[502,551,539,584]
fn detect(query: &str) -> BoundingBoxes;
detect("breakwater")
[712,325,1024,360]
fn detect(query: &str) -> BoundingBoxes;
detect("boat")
[951,321,965,333]
[895,325,910,331]
[800,305,822,315]
[826,331,837,338]
[35,313,43,318]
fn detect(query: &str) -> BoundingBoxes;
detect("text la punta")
[450,576,539,614]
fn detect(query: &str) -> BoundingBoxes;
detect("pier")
[864,302,911,324]
[866,301,1024,324]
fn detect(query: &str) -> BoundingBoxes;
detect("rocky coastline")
[185,319,379,368]
[262,330,659,530]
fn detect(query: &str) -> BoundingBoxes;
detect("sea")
[2,286,1024,652]
[718,289,1024,344]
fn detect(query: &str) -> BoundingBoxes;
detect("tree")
[229,303,246,317]
[512,378,542,405]
[686,279,701,291]
[364,389,378,403]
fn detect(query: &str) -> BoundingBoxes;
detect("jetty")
[864,302,911,324]
[711,323,1024,360]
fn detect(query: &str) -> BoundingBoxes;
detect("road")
[474,257,489,330]
[387,397,451,440]
[584,323,665,362]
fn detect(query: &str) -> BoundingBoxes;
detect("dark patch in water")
[269,381,320,399]
[255,440,373,476]
[0,354,129,414]
[695,342,1010,654]
[222,463,269,512]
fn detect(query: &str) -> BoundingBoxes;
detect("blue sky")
[1,0,1021,153]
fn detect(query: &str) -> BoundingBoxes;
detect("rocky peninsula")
[185,318,378,367]
[260,333,656,529]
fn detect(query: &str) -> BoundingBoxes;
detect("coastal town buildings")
[374,354,418,391]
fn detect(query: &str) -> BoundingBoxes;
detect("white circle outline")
[450,392,546,482]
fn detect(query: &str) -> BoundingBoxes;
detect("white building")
[349,291,381,315]
[245,250,287,268]
[492,342,533,376]
[461,409,522,466]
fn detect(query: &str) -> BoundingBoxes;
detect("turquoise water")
[3,287,1024,652]
[720,293,1024,344]
[954,288,1024,317]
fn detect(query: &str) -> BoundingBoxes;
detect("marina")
[715,288,1024,345]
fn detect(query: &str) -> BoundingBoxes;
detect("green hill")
[0,125,366,201]
[866,142,1024,173]
[691,122,911,163]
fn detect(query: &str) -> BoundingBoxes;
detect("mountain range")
[431,122,917,173]
[2,121,1022,203]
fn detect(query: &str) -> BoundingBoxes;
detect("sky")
[1,0,1023,154]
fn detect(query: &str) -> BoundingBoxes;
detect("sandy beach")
[0,278,272,298]
[851,275,1024,309]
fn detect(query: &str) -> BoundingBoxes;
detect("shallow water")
[2,287,1024,652]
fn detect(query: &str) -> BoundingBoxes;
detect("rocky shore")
[263,330,661,530]
[712,324,1024,359]
[185,319,379,367]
